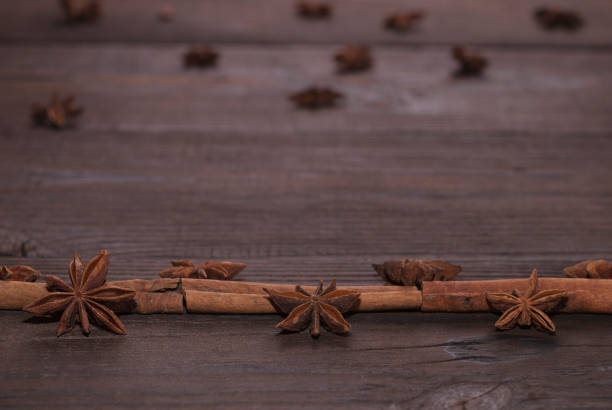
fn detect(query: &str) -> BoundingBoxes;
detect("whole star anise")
[534,7,583,31]
[384,11,424,32]
[264,279,360,338]
[31,92,83,129]
[159,259,246,280]
[486,269,567,334]
[452,46,488,77]
[334,45,372,73]
[0,265,41,282]
[563,259,612,279]
[184,46,219,68]
[290,87,343,109]
[59,0,101,23]
[372,258,461,288]
[23,250,135,336]
[296,1,332,19]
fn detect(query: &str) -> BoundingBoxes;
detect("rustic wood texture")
[1,0,612,408]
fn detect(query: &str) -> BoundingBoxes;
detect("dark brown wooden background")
[1,1,611,408]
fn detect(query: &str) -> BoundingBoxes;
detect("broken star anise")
[183,45,219,68]
[264,279,360,338]
[290,87,343,109]
[452,46,488,77]
[296,1,332,19]
[0,265,41,282]
[334,45,372,73]
[23,250,135,336]
[534,7,583,31]
[372,258,461,288]
[486,269,567,334]
[59,0,101,23]
[564,259,612,279]
[384,11,424,32]
[159,259,246,280]
[31,92,83,129]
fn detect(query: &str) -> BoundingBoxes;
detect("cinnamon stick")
[422,278,612,313]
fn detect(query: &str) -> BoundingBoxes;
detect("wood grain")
[1,0,612,408]
[1,0,611,46]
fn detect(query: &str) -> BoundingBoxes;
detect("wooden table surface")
[1,1,612,408]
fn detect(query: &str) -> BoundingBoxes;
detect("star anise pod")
[296,1,332,19]
[23,250,136,336]
[334,45,372,73]
[290,87,343,109]
[373,259,461,288]
[0,265,41,282]
[534,7,583,31]
[59,0,101,23]
[564,259,612,279]
[452,46,488,77]
[486,269,567,334]
[31,92,83,129]
[159,259,246,280]
[384,11,424,32]
[264,279,360,338]
[183,46,219,68]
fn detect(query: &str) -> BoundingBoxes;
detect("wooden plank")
[1,45,612,134]
[1,0,611,47]
[1,310,612,408]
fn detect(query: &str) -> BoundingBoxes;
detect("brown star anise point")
[159,259,246,280]
[486,269,567,334]
[183,46,219,68]
[563,259,612,279]
[59,0,101,23]
[23,250,135,337]
[0,265,41,282]
[264,279,360,338]
[373,258,461,288]
[296,2,332,19]
[334,45,372,73]
[534,7,583,31]
[384,11,424,32]
[290,87,343,109]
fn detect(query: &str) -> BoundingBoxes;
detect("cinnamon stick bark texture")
[184,288,421,314]
[422,278,612,313]
[0,281,47,310]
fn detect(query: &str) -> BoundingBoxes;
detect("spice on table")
[534,7,583,31]
[451,46,488,77]
[296,1,332,19]
[159,260,246,280]
[59,0,100,23]
[157,5,175,22]
[31,92,83,129]
[290,87,343,109]
[373,259,461,288]
[384,11,424,32]
[334,45,372,73]
[184,46,219,68]
[486,270,567,334]
[0,265,41,282]
[23,250,135,336]
[264,279,360,338]
[564,260,612,279]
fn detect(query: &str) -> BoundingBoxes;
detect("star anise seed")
[373,258,461,288]
[264,279,360,338]
[452,46,488,77]
[290,87,343,109]
[384,11,424,32]
[59,0,101,23]
[184,46,219,68]
[334,45,372,73]
[31,92,83,129]
[23,250,135,336]
[159,259,246,280]
[0,265,41,282]
[486,269,567,334]
[534,7,583,31]
[296,1,332,19]
[564,259,612,279]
